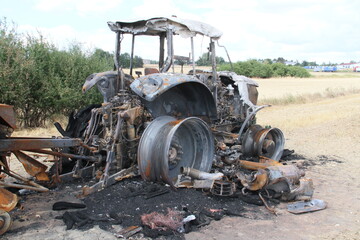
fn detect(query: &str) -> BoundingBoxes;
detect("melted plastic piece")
[287,199,327,214]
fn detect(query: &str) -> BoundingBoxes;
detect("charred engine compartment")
[62,69,285,188]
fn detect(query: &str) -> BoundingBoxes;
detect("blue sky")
[1,0,360,63]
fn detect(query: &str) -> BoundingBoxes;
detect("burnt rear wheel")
[137,116,214,186]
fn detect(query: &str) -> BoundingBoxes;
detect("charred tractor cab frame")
[65,17,285,192]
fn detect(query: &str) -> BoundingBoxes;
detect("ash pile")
[52,150,323,240]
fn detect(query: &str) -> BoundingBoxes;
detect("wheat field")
[256,75,360,100]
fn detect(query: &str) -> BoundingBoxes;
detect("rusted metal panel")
[144,68,159,75]
[0,138,83,152]
[237,169,268,191]
[13,151,49,181]
[0,161,49,192]
[0,104,16,129]
[238,158,282,170]
[0,188,18,212]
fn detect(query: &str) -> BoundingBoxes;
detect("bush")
[0,19,147,127]
[218,60,310,78]
[0,18,146,128]
[218,60,272,78]
[271,63,288,77]
[251,62,272,78]
[0,19,111,127]
[286,66,311,78]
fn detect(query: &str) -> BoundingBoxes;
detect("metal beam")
[0,138,83,152]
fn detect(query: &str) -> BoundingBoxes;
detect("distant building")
[284,61,297,66]
[142,59,152,65]
[337,62,360,70]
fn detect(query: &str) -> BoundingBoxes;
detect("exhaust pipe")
[181,167,223,180]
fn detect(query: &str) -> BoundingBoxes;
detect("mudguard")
[130,73,217,121]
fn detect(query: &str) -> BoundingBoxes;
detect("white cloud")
[18,24,115,53]
[130,0,202,21]
[34,0,122,16]
[20,0,360,63]
[34,0,66,12]
[194,0,360,62]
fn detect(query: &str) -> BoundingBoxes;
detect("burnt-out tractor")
[55,17,285,192]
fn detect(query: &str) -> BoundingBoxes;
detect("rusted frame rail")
[0,137,95,191]
[0,138,83,152]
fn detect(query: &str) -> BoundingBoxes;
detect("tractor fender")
[130,73,217,122]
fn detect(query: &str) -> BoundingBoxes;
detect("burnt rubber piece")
[52,201,86,211]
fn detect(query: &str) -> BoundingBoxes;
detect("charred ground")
[3,152,342,239]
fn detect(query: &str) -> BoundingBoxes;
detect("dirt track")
[3,88,360,239]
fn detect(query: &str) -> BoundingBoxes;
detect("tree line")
[0,19,143,127]
[196,54,310,78]
[218,60,310,78]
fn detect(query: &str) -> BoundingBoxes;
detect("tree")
[120,53,130,68]
[133,55,144,68]
[275,57,286,64]
[119,53,143,68]
[263,58,273,64]
[93,48,113,67]
[196,53,225,66]
[301,60,309,67]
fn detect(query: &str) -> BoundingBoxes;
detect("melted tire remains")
[138,116,214,186]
